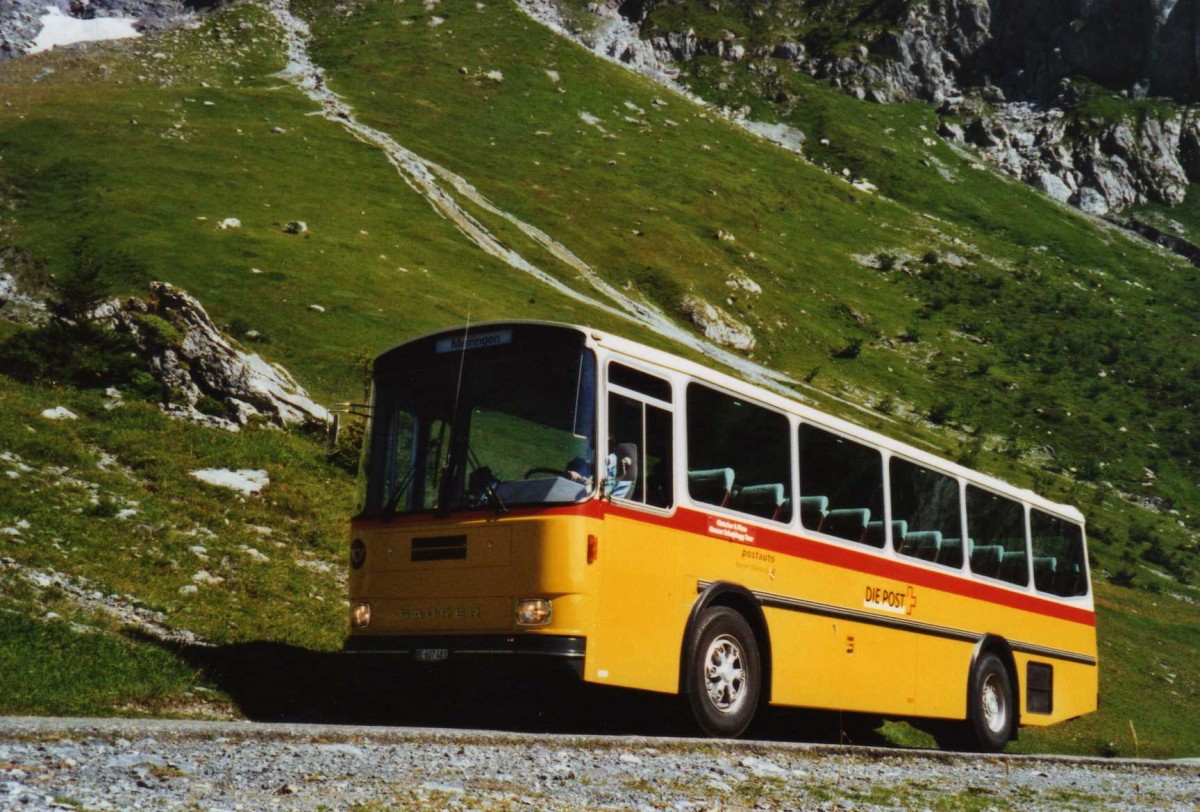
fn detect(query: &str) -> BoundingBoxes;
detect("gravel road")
[0,717,1197,811]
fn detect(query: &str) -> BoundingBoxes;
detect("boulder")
[678,294,756,351]
[94,282,328,431]
[1033,170,1073,203]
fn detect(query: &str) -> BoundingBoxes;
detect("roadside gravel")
[0,717,1197,810]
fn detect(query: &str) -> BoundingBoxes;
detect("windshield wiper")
[477,468,507,515]
[379,466,416,522]
[485,485,508,514]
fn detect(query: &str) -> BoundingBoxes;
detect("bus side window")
[686,383,792,521]
[1031,510,1088,597]
[966,485,1029,587]
[798,423,884,546]
[889,458,963,568]
[608,374,674,508]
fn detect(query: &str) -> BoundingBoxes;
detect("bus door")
[586,363,680,694]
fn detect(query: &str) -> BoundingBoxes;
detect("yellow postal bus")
[344,322,1096,749]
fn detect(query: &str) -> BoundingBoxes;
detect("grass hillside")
[0,0,1197,756]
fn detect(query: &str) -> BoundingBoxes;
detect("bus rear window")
[1031,511,1088,598]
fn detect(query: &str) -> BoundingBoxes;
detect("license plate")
[415,648,449,662]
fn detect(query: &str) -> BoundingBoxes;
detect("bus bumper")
[343,634,586,676]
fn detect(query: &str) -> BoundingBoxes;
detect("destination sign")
[435,329,513,353]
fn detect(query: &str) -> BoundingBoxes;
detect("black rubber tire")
[686,607,761,738]
[963,651,1015,752]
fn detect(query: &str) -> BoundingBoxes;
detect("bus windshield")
[363,326,597,517]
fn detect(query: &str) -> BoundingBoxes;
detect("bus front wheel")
[686,607,761,738]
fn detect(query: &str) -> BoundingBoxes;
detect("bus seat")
[688,468,735,507]
[732,483,785,521]
[970,544,1004,578]
[938,537,964,567]
[798,495,830,529]
[901,531,942,561]
[608,442,638,500]
[1033,555,1058,592]
[820,508,870,542]
[864,520,888,548]
[999,550,1028,584]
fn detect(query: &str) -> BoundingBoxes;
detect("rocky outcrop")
[944,100,1200,214]
[1118,216,1200,266]
[823,0,1200,106]
[614,0,1200,215]
[517,0,677,83]
[94,282,328,432]
[806,0,993,104]
[677,294,756,351]
[0,265,48,326]
[638,0,1200,106]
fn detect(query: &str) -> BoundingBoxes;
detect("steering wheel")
[524,467,566,479]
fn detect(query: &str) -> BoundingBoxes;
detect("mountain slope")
[0,0,1196,755]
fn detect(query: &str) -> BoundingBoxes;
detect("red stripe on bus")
[599,502,1096,628]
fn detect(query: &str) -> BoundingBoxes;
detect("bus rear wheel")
[686,607,761,738]
[939,652,1014,752]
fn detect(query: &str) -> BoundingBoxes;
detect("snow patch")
[30,7,141,54]
[190,468,269,495]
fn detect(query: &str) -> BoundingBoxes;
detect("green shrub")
[927,400,955,425]
[0,321,146,389]
[1110,568,1137,588]
[833,338,863,359]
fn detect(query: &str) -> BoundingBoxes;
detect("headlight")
[515,598,552,626]
[351,602,371,629]
[350,539,366,569]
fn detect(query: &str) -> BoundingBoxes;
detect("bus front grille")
[411,535,468,562]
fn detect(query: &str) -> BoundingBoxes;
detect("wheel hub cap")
[981,674,1007,734]
[704,635,746,713]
